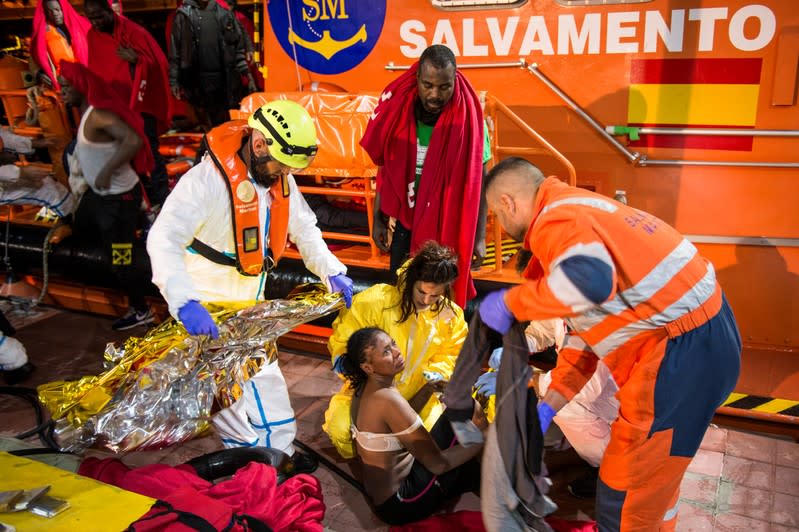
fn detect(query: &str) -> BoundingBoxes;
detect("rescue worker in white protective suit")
[0,309,34,385]
[147,100,354,473]
[0,335,30,382]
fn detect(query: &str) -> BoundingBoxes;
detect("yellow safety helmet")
[248,100,318,169]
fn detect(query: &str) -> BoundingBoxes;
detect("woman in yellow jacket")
[323,241,468,458]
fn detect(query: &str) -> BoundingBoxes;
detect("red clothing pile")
[390,510,597,532]
[79,457,325,531]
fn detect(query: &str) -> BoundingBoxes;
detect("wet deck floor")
[1,306,798,531]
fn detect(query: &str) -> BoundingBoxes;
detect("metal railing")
[288,90,576,276]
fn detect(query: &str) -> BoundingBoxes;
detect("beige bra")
[351,416,423,452]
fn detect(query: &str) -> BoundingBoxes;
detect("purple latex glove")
[178,300,219,339]
[538,401,556,435]
[475,371,497,396]
[488,347,503,370]
[329,273,353,308]
[478,289,514,334]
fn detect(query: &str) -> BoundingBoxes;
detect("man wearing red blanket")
[360,45,490,308]
[84,0,171,205]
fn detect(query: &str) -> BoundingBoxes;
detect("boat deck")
[1,307,798,531]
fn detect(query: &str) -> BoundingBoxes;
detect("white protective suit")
[0,335,28,372]
[539,363,620,467]
[526,320,619,467]
[147,154,346,454]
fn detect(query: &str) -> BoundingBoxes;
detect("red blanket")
[30,0,90,91]
[61,60,154,175]
[79,457,325,531]
[360,62,483,306]
[87,14,171,133]
[390,510,597,532]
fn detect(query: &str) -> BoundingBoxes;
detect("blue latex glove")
[332,355,346,375]
[488,347,503,370]
[178,300,219,339]
[329,273,353,308]
[475,371,497,396]
[479,289,514,334]
[538,402,556,435]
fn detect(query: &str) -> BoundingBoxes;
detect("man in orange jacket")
[478,157,741,531]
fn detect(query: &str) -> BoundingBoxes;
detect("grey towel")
[444,313,556,528]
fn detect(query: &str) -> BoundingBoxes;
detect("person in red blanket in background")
[59,61,157,331]
[83,0,171,206]
[30,0,90,90]
[360,44,491,308]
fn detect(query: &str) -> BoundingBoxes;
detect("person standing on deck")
[360,44,492,308]
[478,157,741,531]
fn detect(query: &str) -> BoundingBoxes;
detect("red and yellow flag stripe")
[627,58,762,151]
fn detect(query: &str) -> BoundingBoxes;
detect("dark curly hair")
[395,241,458,324]
[339,327,385,396]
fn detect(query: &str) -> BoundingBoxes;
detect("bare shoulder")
[372,388,417,428]
[371,386,406,406]
[87,108,118,126]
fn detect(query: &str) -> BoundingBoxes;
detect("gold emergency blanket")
[38,285,343,453]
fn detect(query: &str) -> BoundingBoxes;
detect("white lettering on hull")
[398,4,776,58]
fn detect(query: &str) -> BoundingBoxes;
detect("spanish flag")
[627,58,762,151]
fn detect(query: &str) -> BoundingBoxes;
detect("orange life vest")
[204,120,290,276]
[45,25,74,75]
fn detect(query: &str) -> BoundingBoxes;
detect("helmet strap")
[253,107,318,158]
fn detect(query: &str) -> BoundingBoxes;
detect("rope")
[32,221,58,307]
[284,0,303,91]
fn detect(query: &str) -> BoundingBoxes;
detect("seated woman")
[339,327,484,525]
[324,241,468,458]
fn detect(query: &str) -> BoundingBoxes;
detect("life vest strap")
[190,238,236,267]
[189,238,276,272]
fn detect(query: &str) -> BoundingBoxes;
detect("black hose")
[8,447,71,457]
[184,447,291,483]
[292,438,366,495]
[0,385,60,450]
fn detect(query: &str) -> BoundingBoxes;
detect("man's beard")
[515,249,533,275]
[250,153,279,188]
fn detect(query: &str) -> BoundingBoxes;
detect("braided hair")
[396,241,459,323]
[339,327,385,396]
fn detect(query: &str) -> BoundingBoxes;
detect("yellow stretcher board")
[0,452,155,531]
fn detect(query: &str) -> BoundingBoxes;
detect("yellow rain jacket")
[322,283,468,458]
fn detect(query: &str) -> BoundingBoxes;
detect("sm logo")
[268,0,386,75]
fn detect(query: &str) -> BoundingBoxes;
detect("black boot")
[288,450,318,475]
[568,466,599,499]
[2,362,35,385]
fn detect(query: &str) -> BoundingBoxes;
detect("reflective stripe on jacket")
[505,177,720,400]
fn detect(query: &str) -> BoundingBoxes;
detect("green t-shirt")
[412,120,492,203]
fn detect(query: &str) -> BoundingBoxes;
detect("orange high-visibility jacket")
[506,177,719,400]
[45,25,75,75]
